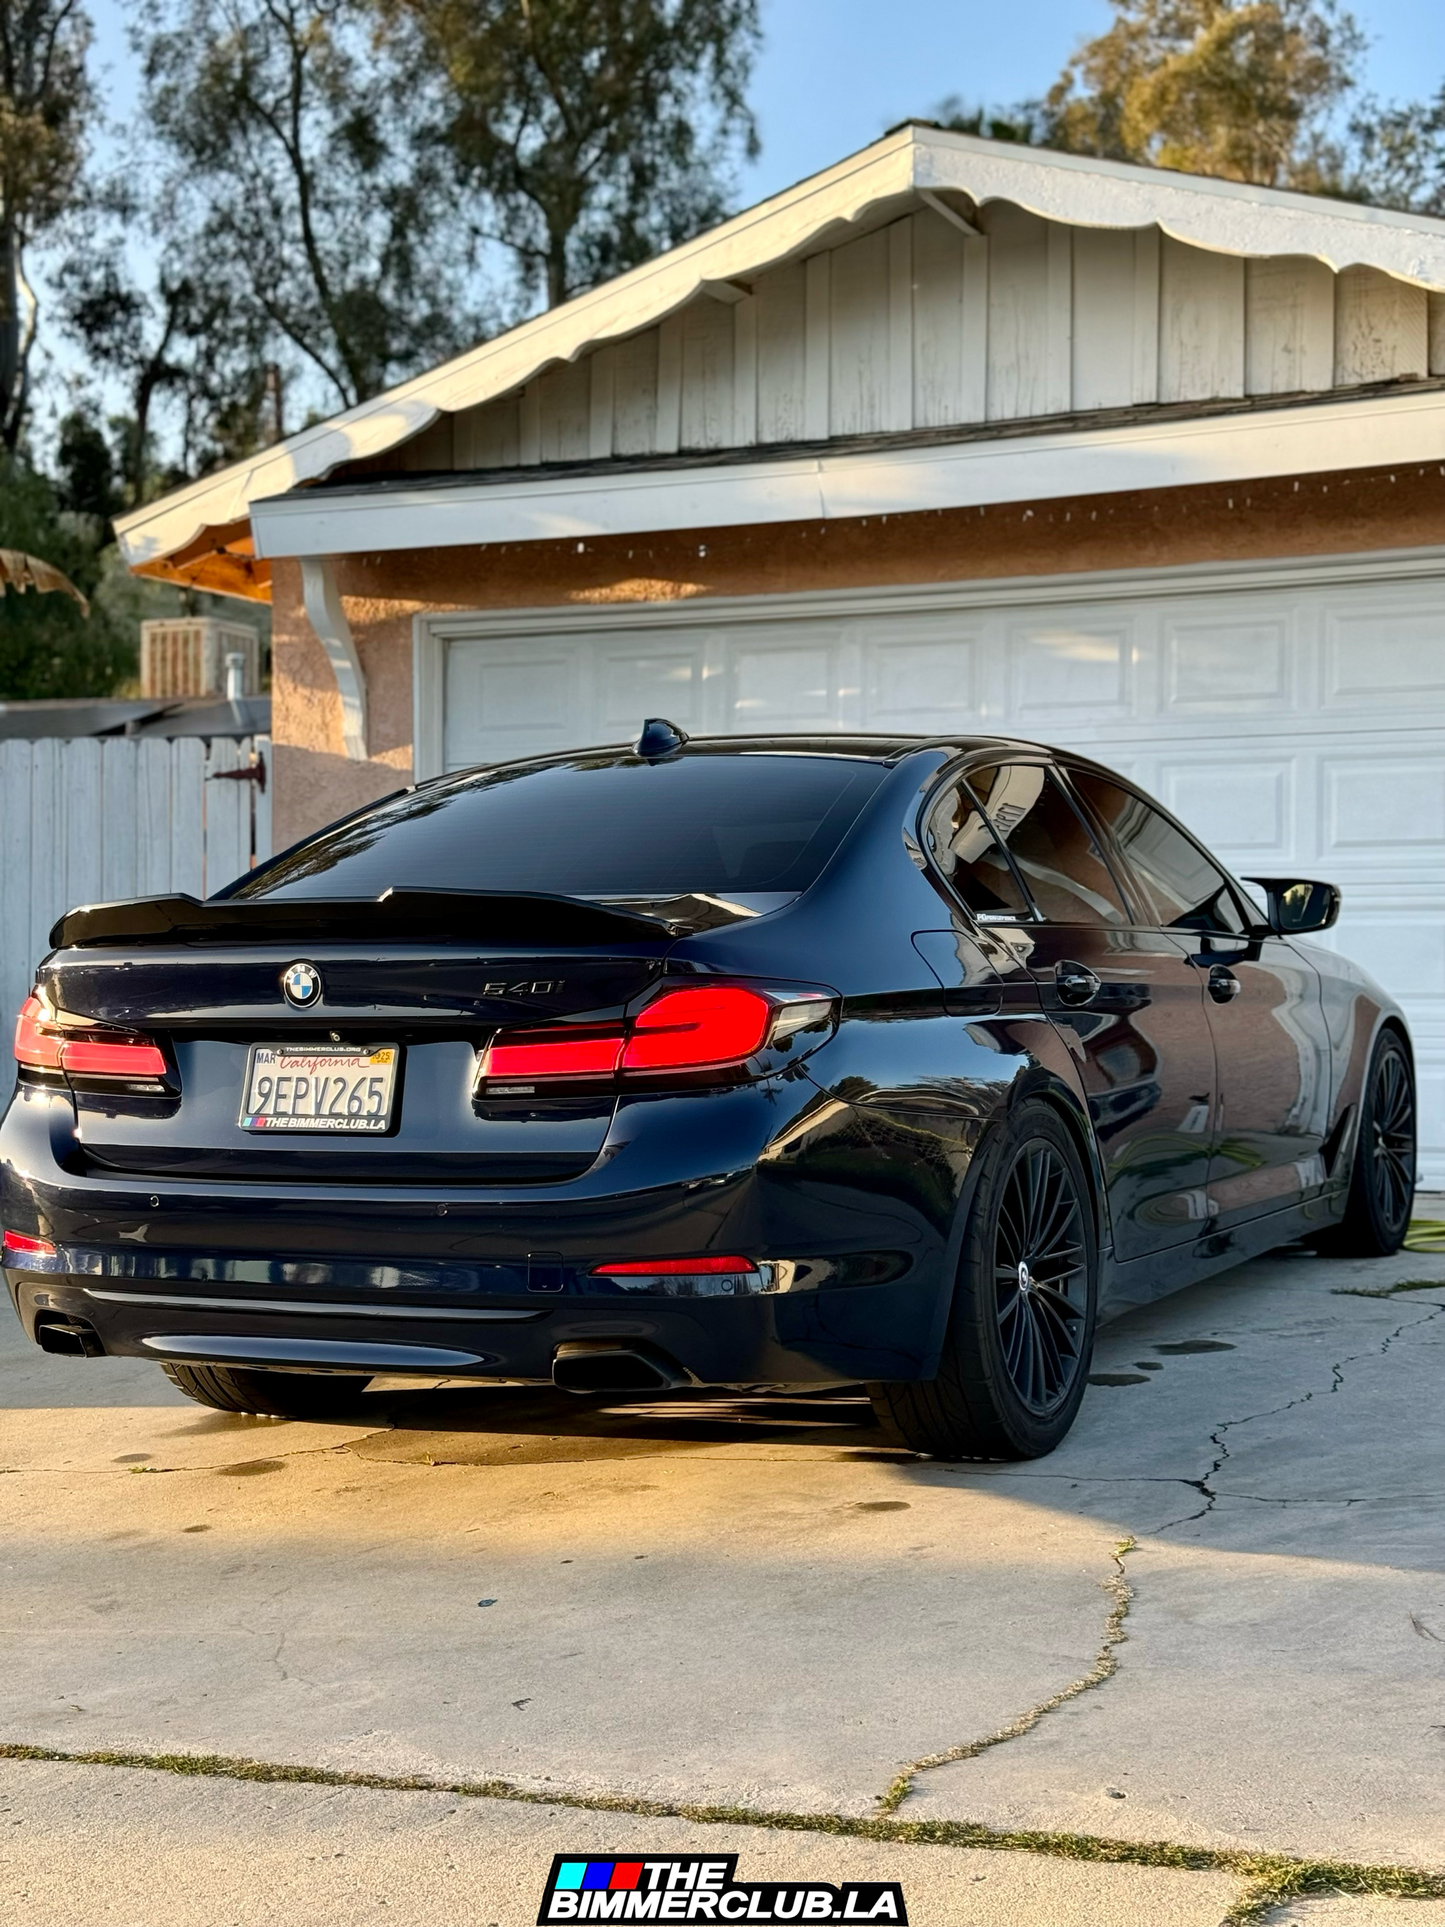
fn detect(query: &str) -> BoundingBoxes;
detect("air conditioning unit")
[139,619,262,699]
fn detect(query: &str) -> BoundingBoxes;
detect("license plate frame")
[238,1044,401,1134]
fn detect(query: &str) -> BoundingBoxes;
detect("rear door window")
[969,765,1130,925]
[1067,769,1248,935]
[924,777,1034,921]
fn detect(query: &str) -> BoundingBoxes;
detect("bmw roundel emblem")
[282,961,322,1008]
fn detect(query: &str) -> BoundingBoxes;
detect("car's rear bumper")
[4,1252,944,1388]
[2,1082,955,1387]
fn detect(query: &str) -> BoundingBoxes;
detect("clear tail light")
[14,994,168,1082]
[478,984,832,1090]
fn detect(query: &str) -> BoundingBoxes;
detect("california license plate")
[239,1045,400,1133]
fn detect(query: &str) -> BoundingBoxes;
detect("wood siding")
[438,207,1445,472]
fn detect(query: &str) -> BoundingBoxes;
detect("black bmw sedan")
[2,725,1417,1459]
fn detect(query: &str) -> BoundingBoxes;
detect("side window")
[969,764,1130,926]
[924,776,1034,921]
[1068,770,1247,936]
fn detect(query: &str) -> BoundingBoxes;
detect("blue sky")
[87,0,1445,207]
[735,0,1443,204]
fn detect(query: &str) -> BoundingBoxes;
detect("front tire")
[160,1362,373,1419]
[870,1103,1098,1460]
[1313,1030,1415,1258]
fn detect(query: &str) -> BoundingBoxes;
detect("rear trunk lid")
[42,895,675,1185]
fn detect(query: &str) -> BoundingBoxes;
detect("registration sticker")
[239,1044,400,1133]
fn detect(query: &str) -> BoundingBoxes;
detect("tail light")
[3,1229,57,1258]
[594,1255,755,1276]
[478,984,832,1090]
[590,1255,784,1297]
[14,994,168,1082]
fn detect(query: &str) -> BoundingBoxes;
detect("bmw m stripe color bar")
[537,1855,906,1922]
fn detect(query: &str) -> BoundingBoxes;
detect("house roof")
[115,122,1445,592]
[0,695,271,741]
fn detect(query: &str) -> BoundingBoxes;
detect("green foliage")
[136,0,484,416]
[383,0,760,308]
[1041,0,1363,189]
[0,453,134,698]
[0,0,96,446]
[935,0,1445,215]
[1348,83,1445,215]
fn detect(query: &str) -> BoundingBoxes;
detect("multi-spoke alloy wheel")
[869,1102,1098,1461]
[1368,1043,1415,1237]
[993,1144,1088,1415]
[1314,1030,1415,1258]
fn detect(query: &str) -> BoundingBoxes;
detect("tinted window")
[969,765,1130,925]
[228,754,887,902]
[924,778,1033,921]
[1068,770,1246,935]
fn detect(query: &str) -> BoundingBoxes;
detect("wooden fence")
[0,734,271,1026]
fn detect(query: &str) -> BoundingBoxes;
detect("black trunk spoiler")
[50,888,676,950]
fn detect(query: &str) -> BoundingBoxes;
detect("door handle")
[1055,961,1101,1008]
[1207,965,1241,1004]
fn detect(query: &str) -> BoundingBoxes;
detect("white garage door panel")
[424,560,1445,1183]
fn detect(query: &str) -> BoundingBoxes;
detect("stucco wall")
[270,460,1445,846]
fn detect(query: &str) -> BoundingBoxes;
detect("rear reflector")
[593,1255,755,1275]
[14,994,167,1080]
[3,1230,57,1257]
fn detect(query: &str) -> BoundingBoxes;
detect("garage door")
[420,557,1445,1184]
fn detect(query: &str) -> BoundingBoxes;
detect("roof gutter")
[250,384,1445,560]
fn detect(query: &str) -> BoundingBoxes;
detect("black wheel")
[1314,1030,1415,1258]
[870,1102,1098,1460]
[160,1362,372,1419]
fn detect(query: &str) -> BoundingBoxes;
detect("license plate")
[239,1045,400,1133]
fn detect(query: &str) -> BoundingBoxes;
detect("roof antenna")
[635,717,689,761]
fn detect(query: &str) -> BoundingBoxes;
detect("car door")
[923,761,1218,1260]
[1066,767,1332,1231]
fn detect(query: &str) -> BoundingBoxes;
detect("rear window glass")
[227,754,888,902]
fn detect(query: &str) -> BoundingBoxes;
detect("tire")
[160,1362,373,1419]
[1312,1030,1416,1258]
[870,1102,1098,1460]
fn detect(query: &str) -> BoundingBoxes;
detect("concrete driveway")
[2,1229,1444,1927]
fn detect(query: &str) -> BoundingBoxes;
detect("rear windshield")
[227,753,887,902]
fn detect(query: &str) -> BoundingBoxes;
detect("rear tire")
[870,1102,1098,1460]
[1312,1030,1415,1258]
[160,1363,372,1419]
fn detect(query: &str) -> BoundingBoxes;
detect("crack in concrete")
[1154,1301,1445,1534]
[873,1536,1137,1817]
[2,1737,1443,1919]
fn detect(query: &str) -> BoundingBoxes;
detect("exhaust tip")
[36,1316,105,1358]
[552,1341,687,1395]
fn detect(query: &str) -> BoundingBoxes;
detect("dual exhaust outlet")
[550,1340,689,1395]
[33,1312,687,1394]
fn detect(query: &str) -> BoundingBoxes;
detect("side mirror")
[1243,876,1341,935]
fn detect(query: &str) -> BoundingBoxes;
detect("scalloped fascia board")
[250,385,1445,560]
[117,123,1445,574]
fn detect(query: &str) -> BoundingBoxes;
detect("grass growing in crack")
[1331,1278,1445,1300]
[3,1738,1444,1914]
[874,1536,1136,1817]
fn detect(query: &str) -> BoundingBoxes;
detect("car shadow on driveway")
[345,1382,916,1465]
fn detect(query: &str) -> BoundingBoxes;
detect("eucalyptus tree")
[0,0,93,447]
[383,0,761,308]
